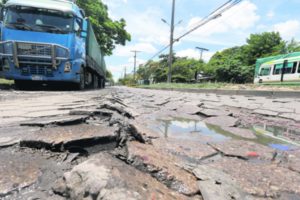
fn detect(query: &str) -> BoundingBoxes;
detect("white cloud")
[123,8,170,45]
[182,1,260,42]
[128,57,147,65]
[267,11,275,19]
[273,20,300,40]
[114,43,157,57]
[107,57,147,82]
[176,49,215,62]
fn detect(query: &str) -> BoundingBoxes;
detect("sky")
[102,0,300,81]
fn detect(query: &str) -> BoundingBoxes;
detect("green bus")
[254,52,300,84]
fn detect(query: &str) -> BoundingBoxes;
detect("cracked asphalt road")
[0,87,299,200]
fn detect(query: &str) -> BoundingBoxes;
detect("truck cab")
[0,0,105,89]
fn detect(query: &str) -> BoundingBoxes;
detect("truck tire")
[77,67,85,90]
[93,74,99,89]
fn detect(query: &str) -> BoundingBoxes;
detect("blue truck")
[0,0,106,89]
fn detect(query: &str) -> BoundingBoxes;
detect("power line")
[175,0,242,42]
[145,0,243,63]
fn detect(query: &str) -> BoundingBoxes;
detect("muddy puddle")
[253,123,300,147]
[151,118,230,143]
[151,118,299,151]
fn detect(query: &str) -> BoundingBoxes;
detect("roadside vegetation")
[119,32,300,86]
[138,83,300,91]
[0,78,13,85]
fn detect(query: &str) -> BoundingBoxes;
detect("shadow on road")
[0,84,15,91]
[0,82,85,92]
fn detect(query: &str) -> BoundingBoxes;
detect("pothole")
[150,117,300,151]
[20,135,118,156]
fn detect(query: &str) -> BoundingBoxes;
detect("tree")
[207,47,252,83]
[285,38,300,53]
[206,32,288,83]
[244,32,285,65]
[137,55,206,83]
[106,70,114,83]
[77,0,131,55]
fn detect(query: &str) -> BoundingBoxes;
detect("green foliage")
[207,32,288,83]
[244,32,285,65]
[207,46,252,83]
[172,57,205,82]
[138,32,299,84]
[118,74,136,86]
[106,70,114,83]
[137,54,205,83]
[72,0,132,55]
[285,39,300,53]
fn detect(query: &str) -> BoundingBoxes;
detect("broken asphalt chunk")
[20,115,89,127]
[193,165,246,200]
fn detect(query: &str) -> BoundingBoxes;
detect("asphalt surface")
[0,86,299,200]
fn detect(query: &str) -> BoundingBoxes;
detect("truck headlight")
[64,61,72,73]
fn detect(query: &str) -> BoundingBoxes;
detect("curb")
[139,87,300,98]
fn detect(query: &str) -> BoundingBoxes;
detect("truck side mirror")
[80,19,88,38]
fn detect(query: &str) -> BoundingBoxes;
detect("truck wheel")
[77,68,85,90]
[93,74,99,89]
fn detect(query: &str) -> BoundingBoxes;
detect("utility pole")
[167,0,175,83]
[131,50,141,80]
[124,66,127,79]
[196,47,209,61]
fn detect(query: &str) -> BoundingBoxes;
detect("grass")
[137,82,300,91]
[0,78,14,85]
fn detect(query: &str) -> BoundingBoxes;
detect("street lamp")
[161,18,182,27]
[161,18,170,26]
[195,47,209,61]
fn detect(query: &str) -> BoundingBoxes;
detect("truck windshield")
[4,6,74,34]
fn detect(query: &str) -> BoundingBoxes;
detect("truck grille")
[21,66,53,77]
[30,66,46,75]
[17,43,52,57]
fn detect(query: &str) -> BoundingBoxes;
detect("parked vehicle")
[254,52,300,84]
[0,0,106,89]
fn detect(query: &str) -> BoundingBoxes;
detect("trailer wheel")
[93,74,99,89]
[98,77,104,89]
[77,67,85,90]
[102,79,106,88]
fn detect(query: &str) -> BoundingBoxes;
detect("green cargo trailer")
[86,20,106,86]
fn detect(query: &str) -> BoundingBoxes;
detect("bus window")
[284,62,297,74]
[273,64,282,75]
[260,67,271,76]
[292,62,297,73]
